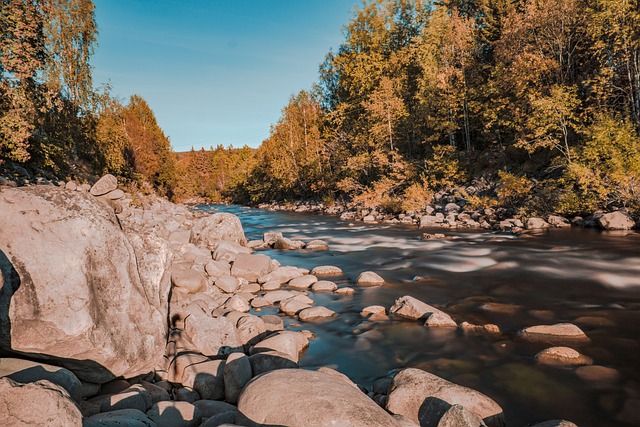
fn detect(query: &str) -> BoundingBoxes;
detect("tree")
[362,76,407,152]
[0,0,45,162]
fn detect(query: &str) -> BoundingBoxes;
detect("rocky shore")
[256,179,639,234]
[0,174,611,426]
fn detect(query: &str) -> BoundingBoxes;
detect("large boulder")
[183,312,242,357]
[0,187,168,383]
[0,357,82,402]
[231,253,272,282]
[0,378,83,426]
[597,211,635,230]
[386,368,504,427]
[237,369,401,427]
[190,213,247,249]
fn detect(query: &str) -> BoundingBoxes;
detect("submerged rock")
[535,347,593,367]
[310,265,343,277]
[518,323,590,344]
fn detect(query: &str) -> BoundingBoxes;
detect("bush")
[402,181,433,211]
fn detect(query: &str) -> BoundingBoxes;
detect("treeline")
[1,0,246,202]
[234,0,640,216]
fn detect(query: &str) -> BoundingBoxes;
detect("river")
[198,204,640,427]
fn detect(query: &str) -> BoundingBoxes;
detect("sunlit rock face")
[0,186,169,383]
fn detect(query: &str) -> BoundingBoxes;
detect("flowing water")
[198,204,640,427]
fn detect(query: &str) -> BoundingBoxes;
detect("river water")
[198,204,640,427]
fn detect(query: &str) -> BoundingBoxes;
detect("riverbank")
[255,178,639,234]
[1,174,639,426]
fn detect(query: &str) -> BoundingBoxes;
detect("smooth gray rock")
[183,313,242,357]
[248,350,298,376]
[518,323,589,344]
[310,265,343,277]
[251,331,309,363]
[100,384,153,413]
[181,359,225,401]
[357,271,385,285]
[237,369,400,427]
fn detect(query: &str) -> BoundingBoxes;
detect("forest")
[1,0,639,216]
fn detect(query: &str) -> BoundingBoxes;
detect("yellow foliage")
[402,182,433,211]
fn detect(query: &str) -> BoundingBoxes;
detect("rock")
[312,280,337,292]
[336,287,356,295]
[0,358,82,402]
[214,276,240,293]
[226,294,251,313]
[0,187,168,383]
[273,236,305,250]
[223,352,252,404]
[83,408,156,427]
[262,289,296,304]
[139,381,171,403]
[205,260,232,279]
[575,365,620,383]
[419,397,487,427]
[535,347,593,367]
[299,306,337,322]
[104,189,125,200]
[526,217,550,230]
[193,400,238,418]
[597,211,635,230]
[316,367,358,388]
[237,369,400,427]
[422,233,446,240]
[181,359,225,401]
[213,240,251,262]
[547,215,571,228]
[288,274,318,290]
[65,181,78,191]
[305,240,329,250]
[190,213,247,250]
[248,350,299,376]
[0,378,83,426]
[183,313,242,357]
[530,421,578,427]
[230,253,272,282]
[362,305,387,318]
[263,231,283,246]
[175,386,200,403]
[200,411,238,426]
[459,322,500,336]
[258,266,303,284]
[386,368,504,427]
[310,265,343,277]
[172,269,207,294]
[168,353,210,384]
[261,315,284,333]
[147,401,202,427]
[390,296,456,327]
[518,323,590,344]
[90,174,118,196]
[100,384,152,413]
[252,331,309,362]
[279,297,312,315]
[357,271,385,285]
[424,311,458,328]
[236,314,266,347]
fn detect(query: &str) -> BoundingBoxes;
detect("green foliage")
[422,145,462,190]
[495,170,532,210]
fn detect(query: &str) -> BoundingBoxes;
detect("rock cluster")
[0,174,592,426]
[255,178,638,232]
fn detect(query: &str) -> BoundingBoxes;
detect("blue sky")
[92,0,359,152]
